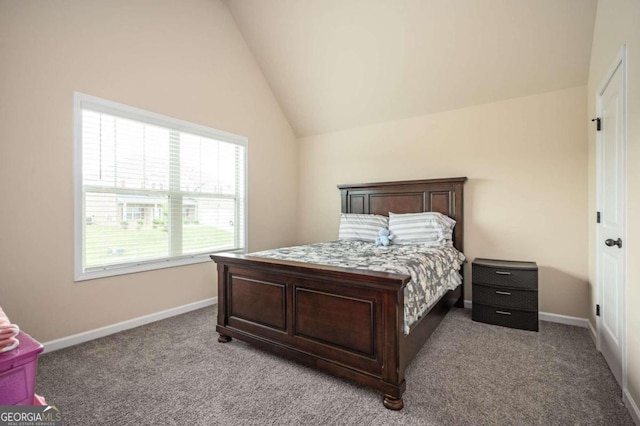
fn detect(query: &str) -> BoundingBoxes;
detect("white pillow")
[338,213,389,242]
[388,212,456,246]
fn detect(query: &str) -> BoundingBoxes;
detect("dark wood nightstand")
[471,258,538,331]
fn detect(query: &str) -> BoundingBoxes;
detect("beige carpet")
[36,306,634,425]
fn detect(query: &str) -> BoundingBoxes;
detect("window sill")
[74,252,241,282]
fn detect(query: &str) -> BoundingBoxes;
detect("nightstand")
[471,258,538,331]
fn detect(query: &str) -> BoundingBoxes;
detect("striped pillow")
[389,212,455,246]
[338,213,389,242]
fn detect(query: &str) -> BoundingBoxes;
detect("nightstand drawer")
[472,284,538,310]
[472,304,538,331]
[472,264,537,290]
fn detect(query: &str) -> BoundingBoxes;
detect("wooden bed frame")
[210,177,466,410]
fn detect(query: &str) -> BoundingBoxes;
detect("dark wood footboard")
[211,253,412,406]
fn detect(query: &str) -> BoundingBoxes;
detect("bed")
[210,177,467,410]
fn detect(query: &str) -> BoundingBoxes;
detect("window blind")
[75,93,247,280]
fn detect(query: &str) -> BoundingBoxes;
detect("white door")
[596,47,626,387]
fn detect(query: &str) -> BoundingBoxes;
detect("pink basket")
[0,332,44,405]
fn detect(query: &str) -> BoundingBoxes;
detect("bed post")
[214,261,232,343]
[453,179,465,308]
[382,287,406,410]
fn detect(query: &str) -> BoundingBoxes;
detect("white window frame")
[73,92,248,281]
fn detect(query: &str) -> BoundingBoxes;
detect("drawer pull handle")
[495,291,511,296]
[495,271,511,275]
[496,310,512,316]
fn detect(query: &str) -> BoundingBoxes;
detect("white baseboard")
[463,300,590,328]
[624,389,640,425]
[42,297,217,353]
[538,311,590,328]
[588,320,597,345]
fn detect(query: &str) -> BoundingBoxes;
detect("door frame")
[595,44,627,391]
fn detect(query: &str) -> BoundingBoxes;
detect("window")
[74,93,247,281]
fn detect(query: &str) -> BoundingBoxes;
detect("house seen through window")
[75,93,247,281]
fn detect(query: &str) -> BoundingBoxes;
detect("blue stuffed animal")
[375,228,394,246]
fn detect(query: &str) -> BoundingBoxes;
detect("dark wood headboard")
[337,177,467,252]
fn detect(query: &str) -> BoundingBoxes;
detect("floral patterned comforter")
[250,240,465,334]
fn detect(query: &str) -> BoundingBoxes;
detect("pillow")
[388,211,456,246]
[338,213,389,242]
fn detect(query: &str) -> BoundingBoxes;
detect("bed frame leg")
[218,334,232,343]
[383,395,404,410]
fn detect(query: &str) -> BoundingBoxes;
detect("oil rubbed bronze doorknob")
[605,238,622,248]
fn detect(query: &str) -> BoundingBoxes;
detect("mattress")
[250,240,465,334]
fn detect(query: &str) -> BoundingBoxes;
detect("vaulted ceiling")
[224,0,597,137]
